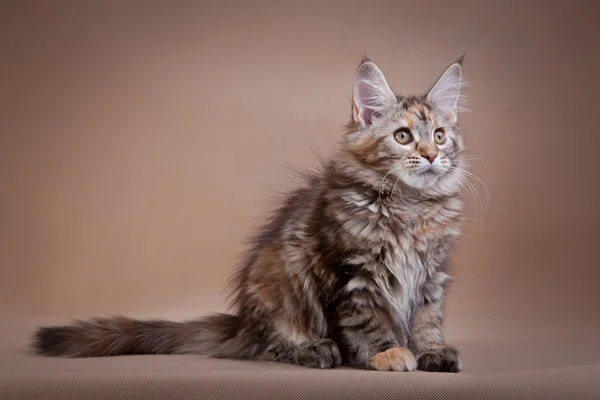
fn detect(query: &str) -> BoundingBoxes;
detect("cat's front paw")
[367,347,417,371]
[297,339,342,369]
[417,346,462,373]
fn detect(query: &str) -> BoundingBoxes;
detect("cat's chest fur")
[338,190,462,330]
[381,207,457,329]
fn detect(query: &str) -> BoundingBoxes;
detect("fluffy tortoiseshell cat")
[34,56,470,373]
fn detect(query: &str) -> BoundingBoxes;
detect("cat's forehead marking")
[413,101,433,120]
[412,103,428,121]
[397,98,437,127]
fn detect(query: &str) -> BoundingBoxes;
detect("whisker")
[463,179,483,220]
[448,169,482,219]
[460,156,484,162]
[390,169,409,198]
[453,167,490,207]
[378,166,404,205]
[460,153,486,157]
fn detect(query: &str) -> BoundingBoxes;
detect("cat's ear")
[427,58,464,123]
[352,57,396,127]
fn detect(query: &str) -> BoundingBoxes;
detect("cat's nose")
[421,153,437,163]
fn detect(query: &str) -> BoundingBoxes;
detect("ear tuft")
[352,59,395,127]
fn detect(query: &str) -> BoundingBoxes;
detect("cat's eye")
[434,128,446,144]
[394,128,413,145]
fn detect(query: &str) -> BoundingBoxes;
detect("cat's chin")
[400,172,442,190]
[400,170,462,195]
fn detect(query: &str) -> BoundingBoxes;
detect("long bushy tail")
[33,314,241,358]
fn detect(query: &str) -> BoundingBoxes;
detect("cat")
[33,55,469,373]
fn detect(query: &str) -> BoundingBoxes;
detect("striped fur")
[34,57,468,373]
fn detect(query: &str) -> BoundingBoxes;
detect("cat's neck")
[327,156,460,208]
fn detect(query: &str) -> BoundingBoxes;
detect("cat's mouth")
[414,166,440,176]
[399,164,449,190]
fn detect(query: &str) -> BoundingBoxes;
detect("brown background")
[1,0,599,360]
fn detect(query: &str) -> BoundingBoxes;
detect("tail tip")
[33,326,71,356]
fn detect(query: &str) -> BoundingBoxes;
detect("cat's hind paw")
[296,339,342,369]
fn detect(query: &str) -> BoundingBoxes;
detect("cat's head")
[342,56,467,196]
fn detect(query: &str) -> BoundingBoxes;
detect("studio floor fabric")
[1,318,599,400]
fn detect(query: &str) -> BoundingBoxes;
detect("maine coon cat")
[34,56,469,373]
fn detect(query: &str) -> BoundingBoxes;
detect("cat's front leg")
[408,299,462,373]
[336,277,416,372]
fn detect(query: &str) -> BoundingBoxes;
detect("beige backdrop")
[1,0,599,356]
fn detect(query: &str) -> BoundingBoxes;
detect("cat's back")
[251,171,325,248]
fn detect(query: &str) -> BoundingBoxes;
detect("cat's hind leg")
[262,336,342,369]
